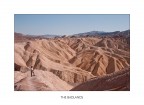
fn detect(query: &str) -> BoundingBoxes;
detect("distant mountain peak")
[71,30,130,37]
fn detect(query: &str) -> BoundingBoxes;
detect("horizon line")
[14,29,130,36]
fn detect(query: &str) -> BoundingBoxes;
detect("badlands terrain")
[14,31,130,91]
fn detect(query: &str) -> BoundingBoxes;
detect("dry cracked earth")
[14,32,130,91]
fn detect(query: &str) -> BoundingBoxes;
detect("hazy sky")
[14,14,129,35]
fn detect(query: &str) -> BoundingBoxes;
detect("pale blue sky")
[14,14,129,35]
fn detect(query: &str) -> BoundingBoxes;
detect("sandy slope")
[15,70,73,91]
[14,36,130,91]
[71,68,130,91]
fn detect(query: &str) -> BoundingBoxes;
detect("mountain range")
[15,30,130,39]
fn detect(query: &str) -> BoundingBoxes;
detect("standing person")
[30,66,35,77]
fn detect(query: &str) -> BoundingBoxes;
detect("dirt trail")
[23,77,37,90]
[14,70,73,91]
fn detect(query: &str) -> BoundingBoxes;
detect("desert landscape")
[14,30,130,91]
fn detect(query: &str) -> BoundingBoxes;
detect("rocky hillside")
[14,34,130,91]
